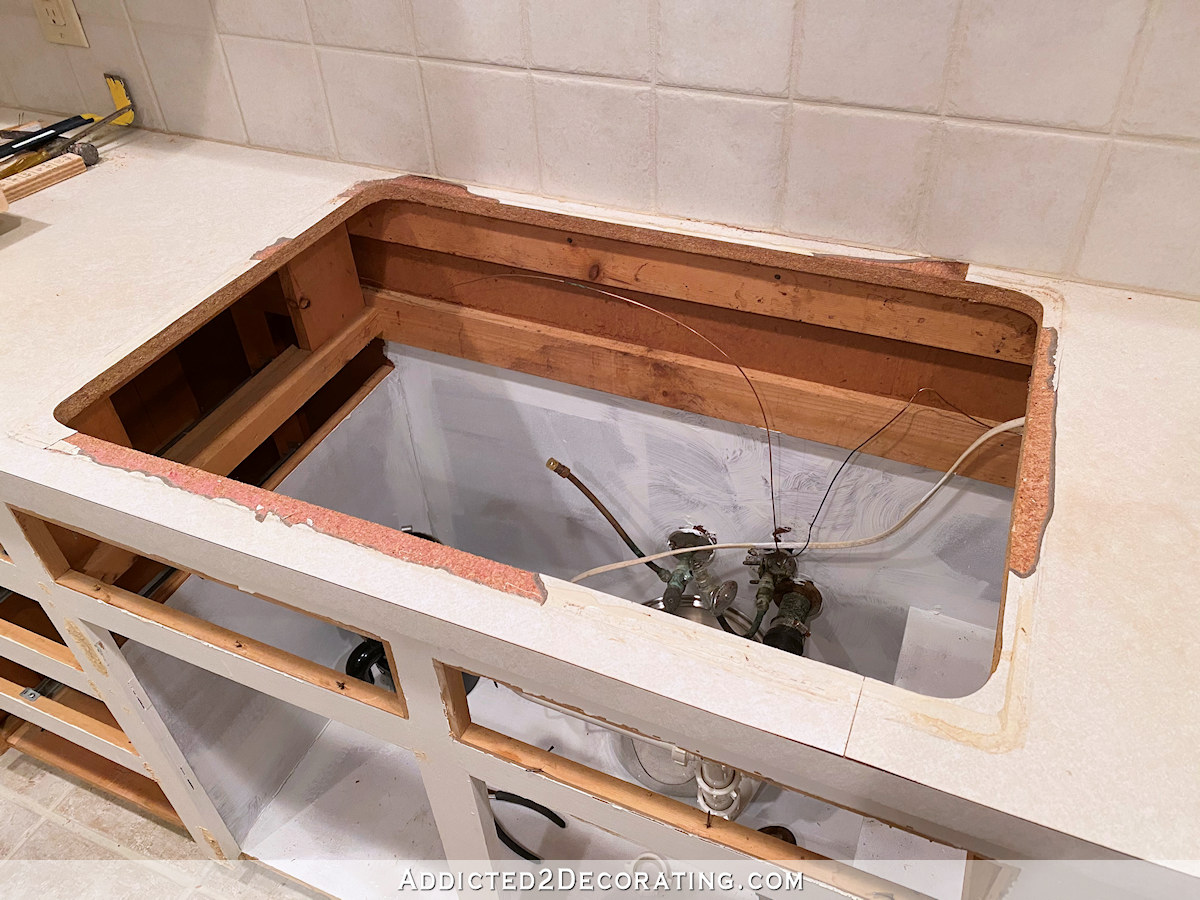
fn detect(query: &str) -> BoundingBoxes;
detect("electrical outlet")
[34,0,89,48]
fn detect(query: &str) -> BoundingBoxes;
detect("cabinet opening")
[52,188,1052,700]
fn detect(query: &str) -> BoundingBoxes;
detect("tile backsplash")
[1,0,1198,299]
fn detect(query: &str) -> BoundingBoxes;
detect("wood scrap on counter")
[0,73,135,208]
[0,154,87,204]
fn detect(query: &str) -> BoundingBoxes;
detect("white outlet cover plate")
[34,0,89,48]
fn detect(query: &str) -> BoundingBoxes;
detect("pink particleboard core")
[63,434,547,604]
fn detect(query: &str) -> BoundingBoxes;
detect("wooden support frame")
[135,360,394,610]
[259,361,392,492]
[1,717,181,826]
[58,189,1045,494]
[164,311,378,476]
[57,571,409,723]
[0,674,139,770]
[75,313,380,590]
[368,287,1021,486]
[433,661,928,900]
[0,613,94,696]
[347,200,1037,364]
[18,502,410,734]
[280,223,367,350]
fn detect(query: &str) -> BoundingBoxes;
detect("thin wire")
[569,417,1025,582]
[452,272,782,542]
[796,386,988,556]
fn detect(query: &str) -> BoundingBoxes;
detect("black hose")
[343,532,482,696]
[345,640,386,684]
[489,790,567,862]
[546,458,669,579]
[495,822,540,861]
[492,791,567,827]
[346,639,478,696]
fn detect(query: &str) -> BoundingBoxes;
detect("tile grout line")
[404,0,439,178]
[0,776,210,888]
[1063,0,1162,278]
[519,0,545,195]
[204,0,251,145]
[114,0,168,130]
[413,57,440,178]
[773,0,804,232]
[910,0,971,255]
[297,0,345,166]
[648,0,660,212]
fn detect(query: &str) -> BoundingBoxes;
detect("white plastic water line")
[570,417,1027,582]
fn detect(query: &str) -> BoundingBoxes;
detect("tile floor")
[0,749,327,899]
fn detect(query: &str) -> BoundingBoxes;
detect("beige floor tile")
[0,750,77,811]
[54,782,205,861]
[186,860,332,899]
[8,818,123,860]
[0,755,322,897]
[0,793,42,858]
[0,860,193,899]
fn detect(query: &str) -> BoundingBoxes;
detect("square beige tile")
[945,0,1147,129]
[0,793,42,857]
[1122,0,1200,140]
[784,106,938,250]
[55,781,205,860]
[308,0,416,53]
[421,61,539,192]
[8,818,123,860]
[188,860,332,899]
[0,860,193,899]
[793,0,960,113]
[318,48,429,172]
[533,74,654,209]
[1076,141,1200,296]
[0,750,76,810]
[221,36,336,156]
[657,89,787,229]
[657,0,794,95]
[918,121,1104,271]
[132,23,247,144]
[528,0,653,80]
[411,0,525,66]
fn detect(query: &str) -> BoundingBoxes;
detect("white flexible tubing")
[570,417,1025,583]
[512,685,680,750]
